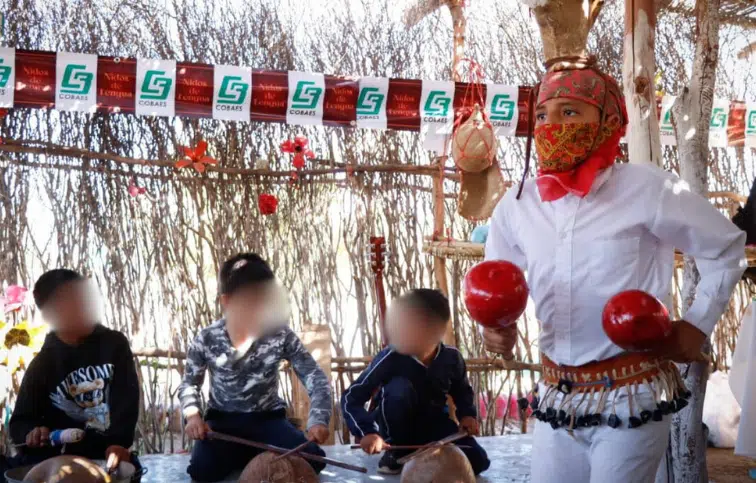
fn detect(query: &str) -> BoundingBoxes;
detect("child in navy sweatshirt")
[341,289,490,475]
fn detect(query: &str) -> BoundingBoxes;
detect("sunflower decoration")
[0,319,48,375]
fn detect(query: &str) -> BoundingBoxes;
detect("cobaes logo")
[661,108,674,132]
[290,81,322,116]
[489,94,515,123]
[710,107,727,128]
[140,70,173,104]
[60,64,93,99]
[356,87,384,118]
[0,58,12,90]
[747,110,756,136]
[216,75,249,111]
[423,90,451,119]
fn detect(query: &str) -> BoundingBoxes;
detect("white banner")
[746,103,756,150]
[659,95,677,146]
[0,47,15,108]
[485,84,518,139]
[212,64,251,122]
[55,52,97,112]
[709,99,730,148]
[356,76,388,130]
[286,71,324,126]
[135,59,176,117]
[420,80,455,152]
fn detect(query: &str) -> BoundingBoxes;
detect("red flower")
[280,135,315,169]
[176,140,217,173]
[258,193,278,215]
[2,285,27,313]
[128,180,146,197]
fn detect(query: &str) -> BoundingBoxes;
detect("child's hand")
[460,416,479,436]
[307,424,330,444]
[360,433,388,455]
[26,426,50,447]
[105,445,131,472]
[185,414,209,440]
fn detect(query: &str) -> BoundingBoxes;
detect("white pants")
[530,385,671,483]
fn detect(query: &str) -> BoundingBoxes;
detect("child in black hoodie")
[6,269,142,475]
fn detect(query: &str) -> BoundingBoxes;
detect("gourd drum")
[400,445,475,483]
[239,451,318,483]
[4,455,134,483]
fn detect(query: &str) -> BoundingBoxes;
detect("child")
[179,253,332,482]
[7,269,141,473]
[341,289,490,475]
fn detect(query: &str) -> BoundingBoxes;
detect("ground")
[136,435,754,482]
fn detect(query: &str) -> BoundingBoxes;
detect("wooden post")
[289,323,335,445]
[623,0,662,166]
[666,1,721,481]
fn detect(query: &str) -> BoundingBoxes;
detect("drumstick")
[207,431,367,474]
[349,444,472,450]
[396,431,469,465]
[270,439,312,463]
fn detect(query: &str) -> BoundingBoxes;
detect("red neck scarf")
[531,68,628,202]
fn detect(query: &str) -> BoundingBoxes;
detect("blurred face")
[535,98,601,126]
[386,302,446,358]
[41,280,100,332]
[220,282,289,335]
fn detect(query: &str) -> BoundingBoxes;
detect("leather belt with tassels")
[516,352,691,431]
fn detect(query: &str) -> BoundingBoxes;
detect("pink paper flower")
[128,180,146,197]
[2,285,27,313]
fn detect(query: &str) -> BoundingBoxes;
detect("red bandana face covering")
[531,68,628,202]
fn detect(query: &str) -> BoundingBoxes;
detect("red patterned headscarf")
[517,65,628,201]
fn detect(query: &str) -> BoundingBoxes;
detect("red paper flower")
[2,285,28,313]
[176,140,217,173]
[258,193,278,215]
[128,180,146,197]
[280,136,315,169]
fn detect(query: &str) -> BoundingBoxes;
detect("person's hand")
[656,321,708,363]
[105,445,131,472]
[185,414,210,440]
[483,325,518,359]
[307,424,330,444]
[460,416,479,436]
[26,426,50,448]
[360,434,389,455]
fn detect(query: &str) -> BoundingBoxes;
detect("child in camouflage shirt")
[178,253,331,482]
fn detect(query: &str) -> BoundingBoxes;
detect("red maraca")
[463,260,528,328]
[602,290,672,352]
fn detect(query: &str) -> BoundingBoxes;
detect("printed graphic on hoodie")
[49,364,114,431]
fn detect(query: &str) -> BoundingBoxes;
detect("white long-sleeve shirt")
[485,163,747,366]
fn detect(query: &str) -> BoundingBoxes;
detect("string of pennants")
[0,48,754,149]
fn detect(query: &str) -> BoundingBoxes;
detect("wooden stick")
[396,431,469,465]
[206,431,367,474]
[349,444,472,450]
[270,439,312,463]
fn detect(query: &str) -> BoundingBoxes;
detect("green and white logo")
[423,90,452,118]
[747,110,756,135]
[661,108,673,128]
[217,75,248,105]
[60,64,93,95]
[710,107,727,128]
[490,94,515,122]
[141,70,173,100]
[291,80,323,110]
[0,58,11,89]
[356,87,384,116]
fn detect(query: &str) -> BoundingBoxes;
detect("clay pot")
[22,455,111,483]
[400,445,475,483]
[452,104,497,173]
[463,260,528,328]
[602,290,672,352]
[239,451,318,483]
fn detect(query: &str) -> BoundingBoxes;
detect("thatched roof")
[659,0,756,30]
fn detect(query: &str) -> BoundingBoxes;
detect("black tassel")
[607,414,622,428]
[564,415,574,428]
[640,410,652,423]
[658,401,670,414]
[668,400,678,413]
[590,414,602,426]
[545,407,557,421]
[652,409,663,421]
[628,417,643,428]
[676,398,689,411]
[550,420,561,430]
[530,397,540,410]
[557,409,567,423]
[533,409,543,420]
